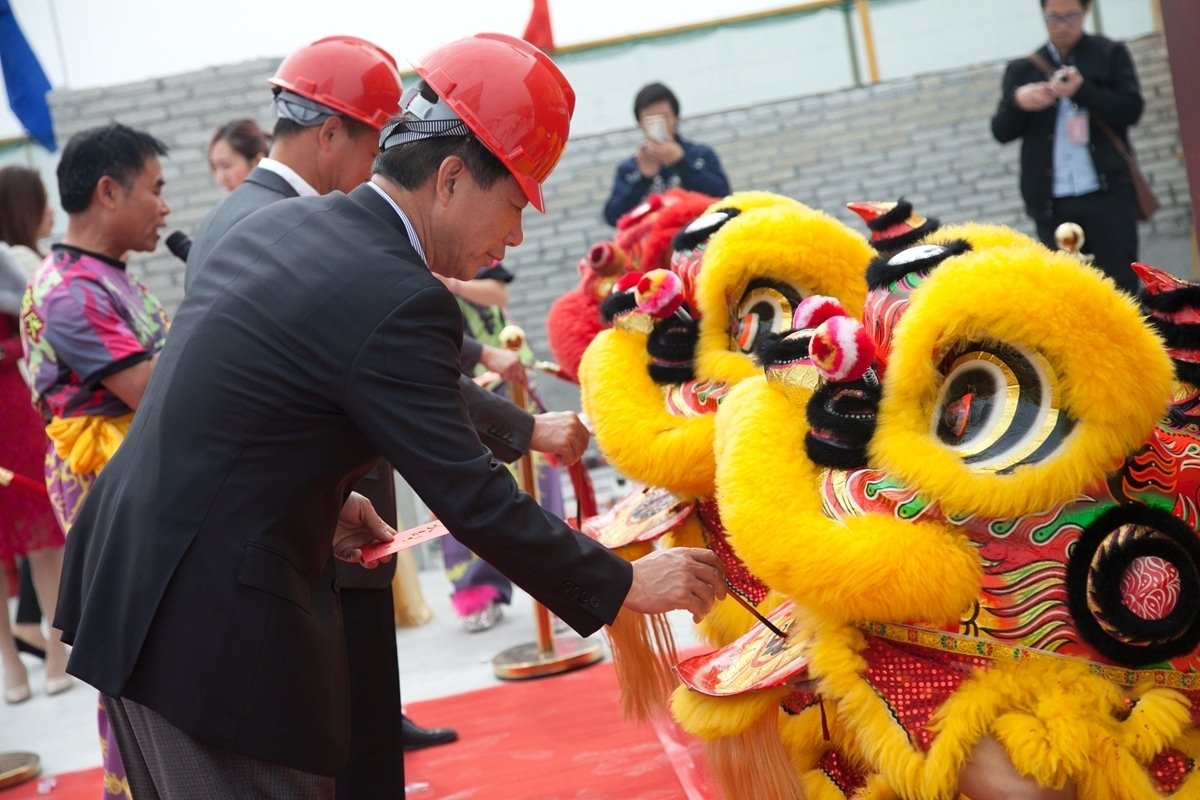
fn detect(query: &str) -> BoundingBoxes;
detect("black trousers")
[335,587,403,800]
[15,557,41,624]
[1035,185,1139,295]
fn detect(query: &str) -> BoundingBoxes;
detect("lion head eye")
[731,279,807,354]
[932,341,1076,474]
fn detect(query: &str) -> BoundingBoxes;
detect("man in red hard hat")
[55,33,726,798]
[184,34,584,798]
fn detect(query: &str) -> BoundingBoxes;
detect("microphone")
[166,231,192,263]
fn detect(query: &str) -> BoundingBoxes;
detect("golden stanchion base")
[0,752,41,790]
[492,636,605,680]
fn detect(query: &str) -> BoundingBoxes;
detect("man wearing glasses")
[992,0,1144,293]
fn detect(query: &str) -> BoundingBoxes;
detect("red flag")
[522,0,555,53]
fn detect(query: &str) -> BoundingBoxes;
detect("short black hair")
[1041,0,1090,8]
[57,123,168,214]
[633,83,679,121]
[373,129,509,193]
[272,115,372,143]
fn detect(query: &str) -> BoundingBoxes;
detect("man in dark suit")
[54,33,725,799]
[991,0,1144,292]
[182,36,589,798]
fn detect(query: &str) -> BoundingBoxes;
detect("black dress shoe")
[401,714,458,751]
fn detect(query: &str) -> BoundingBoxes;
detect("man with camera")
[603,82,730,226]
[991,0,1145,293]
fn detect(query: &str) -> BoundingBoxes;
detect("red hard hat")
[269,36,402,130]
[411,33,575,213]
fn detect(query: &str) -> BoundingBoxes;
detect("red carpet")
[2,659,716,799]
[404,659,714,799]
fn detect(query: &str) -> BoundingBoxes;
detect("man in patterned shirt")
[20,122,172,799]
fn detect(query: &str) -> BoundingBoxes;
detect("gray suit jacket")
[55,185,632,775]
[186,169,534,588]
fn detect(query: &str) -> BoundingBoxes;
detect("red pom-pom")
[615,270,644,293]
[636,270,685,319]
[810,317,875,382]
[792,295,847,330]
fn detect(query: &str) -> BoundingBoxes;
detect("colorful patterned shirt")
[20,245,168,421]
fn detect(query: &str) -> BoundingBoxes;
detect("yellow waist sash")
[46,413,133,476]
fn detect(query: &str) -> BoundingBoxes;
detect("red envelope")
[359,520,449,563]
[674,601,810,697]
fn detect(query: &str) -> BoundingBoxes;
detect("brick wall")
[48,34,1193,412]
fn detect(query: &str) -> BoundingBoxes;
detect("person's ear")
[435,156,467,208]
[94,175,123,212]
[318,116,343,152]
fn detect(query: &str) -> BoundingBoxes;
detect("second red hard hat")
[270,35,403,131]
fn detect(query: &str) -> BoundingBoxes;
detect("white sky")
[2,0,810,141]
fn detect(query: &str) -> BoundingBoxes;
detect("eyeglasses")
[1044,11,1084,27]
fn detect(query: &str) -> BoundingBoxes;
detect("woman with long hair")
[0,166,70,703]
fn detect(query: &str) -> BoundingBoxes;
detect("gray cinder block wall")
[48,34,1192,413]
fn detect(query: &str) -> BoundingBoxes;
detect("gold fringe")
[602,540,679,723]
[391,549,433,628]
[706,708,806,800]
[605,607,679,723]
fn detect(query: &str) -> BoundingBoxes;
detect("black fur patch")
[1139,282,1200,315]
[866,199,917,232]
[1146,317,1200,352]
[866,239,972,291]
[755,330,811,370]
[803,374,882,470]
[646,310,698,384]
[1173,361,1200,390]
[1066,503,1200,667]
[670,207,742,252]
[600,290,638,324]
[871,219,940,254]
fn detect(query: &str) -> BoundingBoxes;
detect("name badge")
[1066,106,1090,146]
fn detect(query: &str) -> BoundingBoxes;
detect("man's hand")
[333,492,395,568]
[623,548,726,623]
[635,141,661,179]
[479,345,526,386]
[1050,66,1083,100]
[1014,81,1057,112]
[645,139,685,168]
[529,411,590,465]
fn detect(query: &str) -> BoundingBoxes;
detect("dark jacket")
[185,169,533,590]
[185,167,296,289]
[603,135,730,226]
[991,34,1144,221]
[55,185,633,776]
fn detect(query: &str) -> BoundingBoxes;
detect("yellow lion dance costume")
[675,226,1200,799]
[578,192,873,722]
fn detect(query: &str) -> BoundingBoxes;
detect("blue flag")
[0,0,56,152]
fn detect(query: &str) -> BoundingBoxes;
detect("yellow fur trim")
[670,682,789,739]
[871,243,1173,519]
[803,614,1200,800]
[922,222,1041,253]
[579,328,717,497]
[694,198,872,385]
[716,377,982,623]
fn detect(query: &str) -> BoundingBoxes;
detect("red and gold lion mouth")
[663,379,730,418]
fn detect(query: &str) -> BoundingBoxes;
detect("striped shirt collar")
[366,181,428,267]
